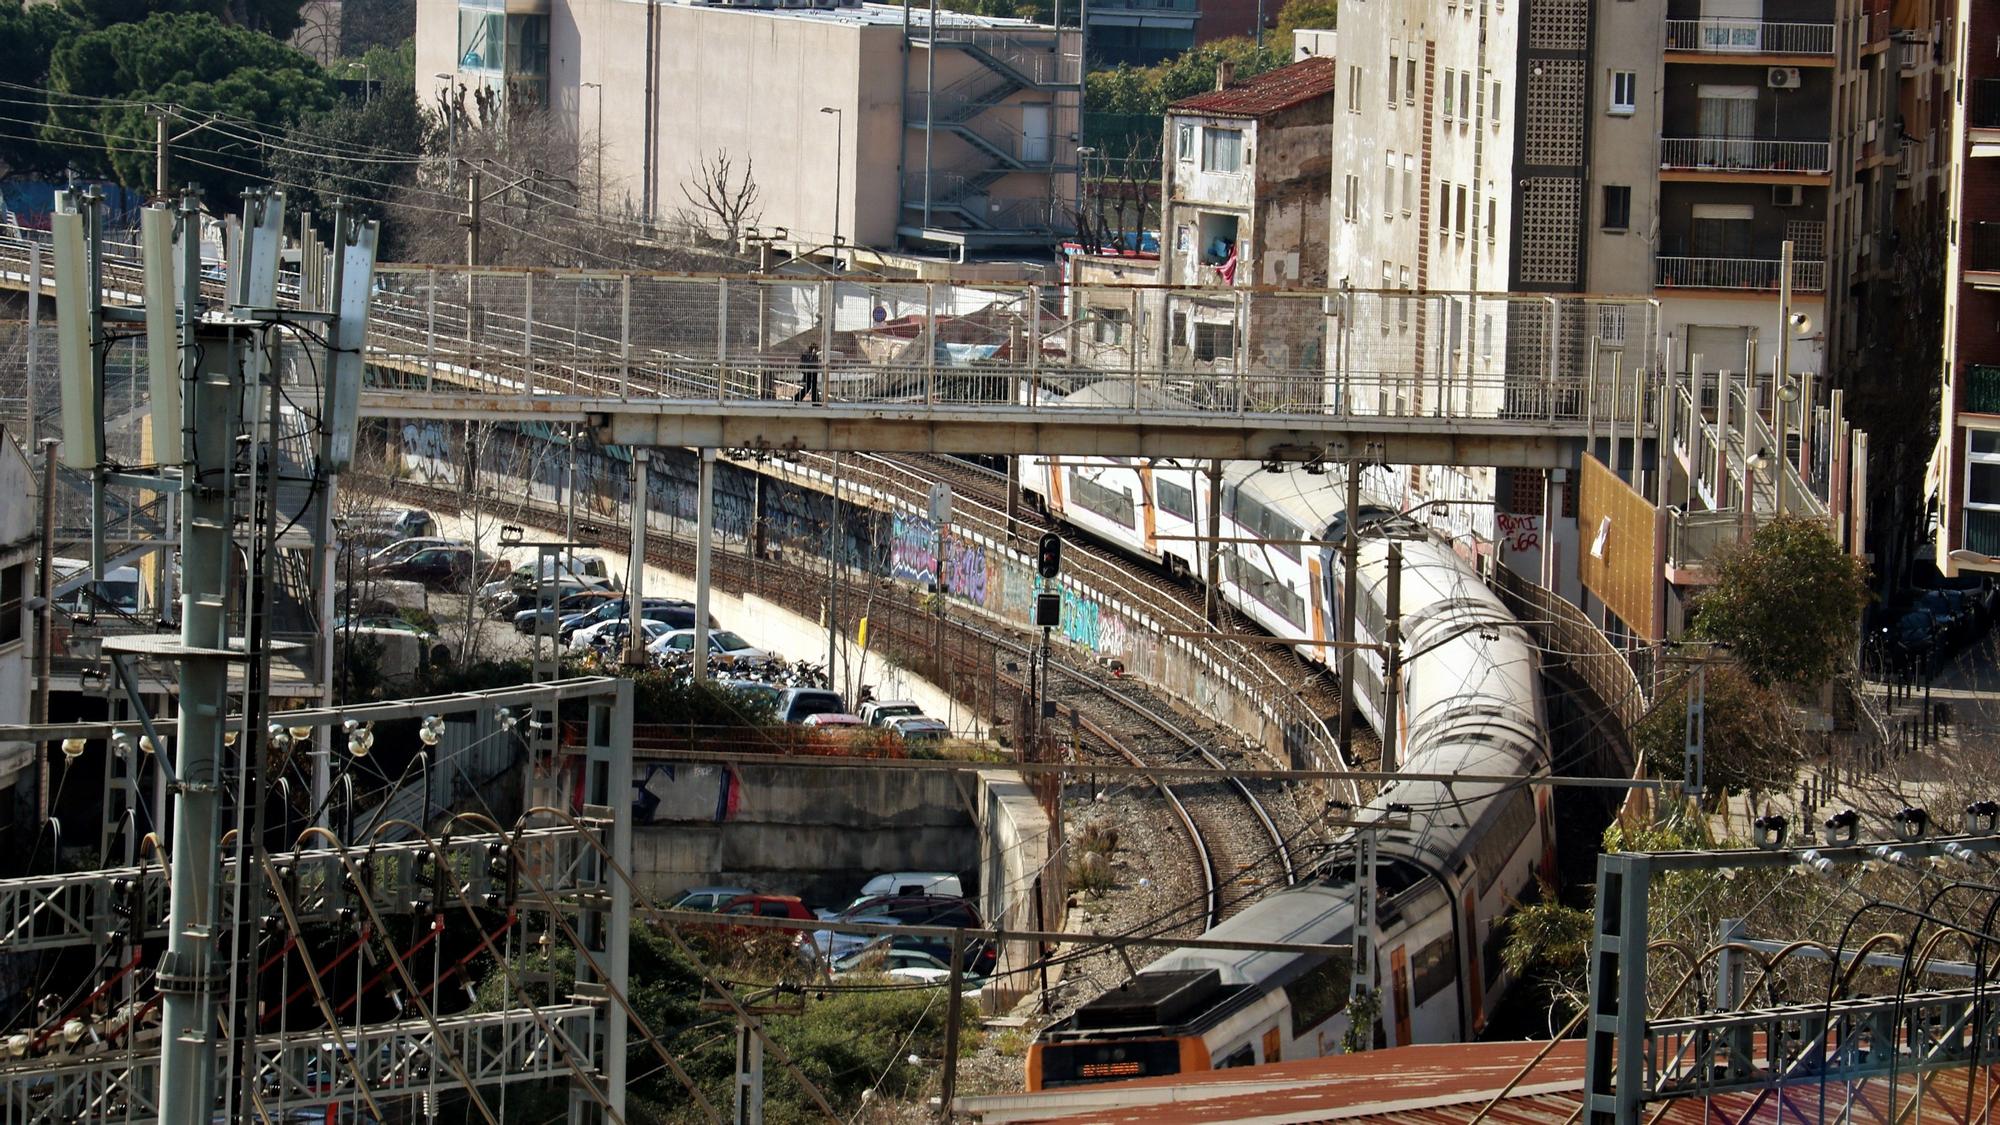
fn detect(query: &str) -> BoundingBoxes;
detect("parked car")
[887,716,950,746]
[801,712,865,731]
[859,700,924,727]
[369,546,509,591]
[363,536,466,567]
[777,688,847,724]
[505,554,613,596]
[854,872,964,902]
[346,508,437,548]
[667,886,754,912]
[487,577,616,619]
[513,588,625,633]
[648,628,772,668]
[717,894,816,921]
[801,894,982,966]
[567,617,672,652]
[558,598,712,642]
[830,936,996,985]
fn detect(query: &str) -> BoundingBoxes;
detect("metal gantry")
[1583,831,2000,1125]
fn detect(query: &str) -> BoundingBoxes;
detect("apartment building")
[1090,0,1201,65]
[1323,0,1520,540]
[418,0,1081,255]
[1932,0,2000,571]
[1157,58,1337,371]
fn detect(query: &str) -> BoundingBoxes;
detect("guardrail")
[1656,256,1826,292]
[1658,137,1830,174]
[1665,17,1833,54]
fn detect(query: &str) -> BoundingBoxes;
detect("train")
[1019,440,1554,1088]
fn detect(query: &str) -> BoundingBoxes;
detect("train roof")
[1139,882,1353,992]
[1226,464,1350,537]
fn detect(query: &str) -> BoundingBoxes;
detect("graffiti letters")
[890,514,937,583]
[1498,512,1541,554]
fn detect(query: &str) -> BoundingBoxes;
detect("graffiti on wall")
[1497,512,1541,553]
[942,537,987,605]
[890,514,937,583]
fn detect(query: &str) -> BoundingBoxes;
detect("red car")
[708,894,816,949]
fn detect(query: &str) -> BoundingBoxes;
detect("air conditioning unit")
[1773,184,1804,206]
[1768,67,1801,88]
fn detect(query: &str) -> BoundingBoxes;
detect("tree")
[0,0,84,177]
[676,150,762,245]
[1635,659,1802,801]
[336,0,411,57]
[61,0,310,39]
[1083,38,1286,157]
[1500,885,1591,1028]
[268,85,429,226]
[46,12,331,201]
[1273,0,1337,42]
[1690,516,1870,693]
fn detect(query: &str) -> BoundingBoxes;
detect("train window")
[1468,789,1536,894]
[1286,954,1352,1037]
[1226,553,1305,629]
[1224,491,1302,562]
[1410,936,1455,1005]
[1216,1043,1256,1069]
[1068,470,1137,529]
[1157,478,1195,521]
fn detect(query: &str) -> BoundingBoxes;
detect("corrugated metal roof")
[1169,58,1338,119]
[967,1038,2000,1125]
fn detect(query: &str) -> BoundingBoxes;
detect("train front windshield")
[1036,1038,1185,1088]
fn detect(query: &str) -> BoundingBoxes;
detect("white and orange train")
[1019,461,1554,1089]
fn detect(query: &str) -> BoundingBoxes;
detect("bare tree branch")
[677,151,762,245]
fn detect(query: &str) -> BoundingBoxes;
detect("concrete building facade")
[418,0,1082,254]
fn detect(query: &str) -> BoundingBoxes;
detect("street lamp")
[819,106,843,262]
[581,82,604,216]
[434,73,458,163]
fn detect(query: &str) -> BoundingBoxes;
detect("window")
[1968,431,2000,550]
[1491,80,1502,123]
[1411,936,1456,1004]
[1460,71,1472,122]
[1443,68,1456,117]
[1383,152,1396,219]
[1287,954,1353,1036]
[1609,70,1637,115]
[1226,552,1305,626]
[1481,313,1494,357]
[1176,123,1195,161]
[1157,477,1195,521]
[1092,306,1128,344]
[1201,127,1243,172]
[1455,185,1468,237]
[1406,58,1417,103]
[1193,321,1236,361]
[1348,65,1362,110]
[1401,154,1415,216]
[1343,173,1359,222]
[1439,181,1453,235]
[1602,185,1632,230]
[1399,267,1412,328]
[1389,49,1400,107]
[1068,469,1137,528]
[1470,789,1538,892]
[0,563,20,646]
[1486,197,1496,243]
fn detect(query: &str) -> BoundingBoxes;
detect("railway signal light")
[1037,533,1062,579]
[1035,591,1061,629]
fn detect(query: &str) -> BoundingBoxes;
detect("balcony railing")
[1664,18,1834,55]
[1656,256,1827,291]
[1965,366,2000,415]
[1659,136,1830,173]
[1974,80,2000,130]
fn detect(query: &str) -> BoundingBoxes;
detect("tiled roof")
[1170,57,1338,118]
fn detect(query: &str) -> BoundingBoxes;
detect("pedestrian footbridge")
[0,238,1660,468]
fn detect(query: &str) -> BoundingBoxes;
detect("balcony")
[1659,137,1830,175]
[1656,256,1826,291]
[1664,18,1833,56]
[1965,366,2000,415]
[1973,80,2000,131]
